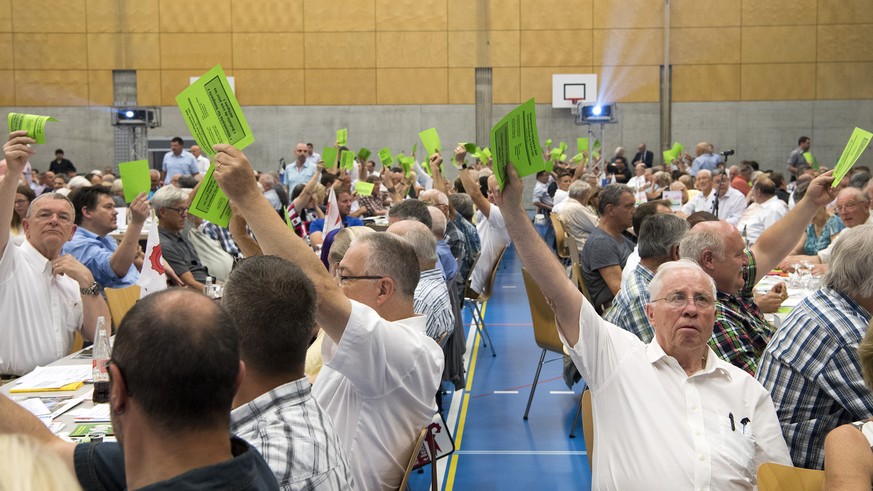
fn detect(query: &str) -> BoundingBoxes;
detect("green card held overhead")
[336,128,348,146]
[397,153,413,177]
[577,137,589,153]
[8,113,58,144]
[322,146,339,169]
[489,98,547,190]
[545,138,553,147]
[378,147,394,167]
[480,147,491,160]
[354,181,375,196]
[462,142,478,154]
[117,160,151,203]
[593,139,602,151]
[559,141,568,154]
[832,127,873,187]
[550,147,562,160]
[670,142,684,159]
[663,150,674,164]
[803,151,816,164]
[340,149,355,170]
[176,64,253,227]
[545,159,554,173]
[412,143,417,156]
[418,128,441,158]
[357,147,372,162]
[571,152,585,163]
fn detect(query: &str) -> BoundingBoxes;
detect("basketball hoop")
[569,99,582,115]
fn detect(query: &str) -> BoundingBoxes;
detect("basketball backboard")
[552,74,597,109]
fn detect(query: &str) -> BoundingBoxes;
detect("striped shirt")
[756,288,873,469]
[603,264,655,342]
[709,249,775,375]
[414,268,455,340]
[231,378,354,490]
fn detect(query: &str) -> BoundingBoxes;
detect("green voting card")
[663,150,674,164]
[462,142,477,154]
[571,153,585,163]
[489,98,546,189]
[176,65,253,227]
[550,148,562,160]
[336,128,348,146]
[832,127,873,187]
[340,149,355,170]
[577,137,589,153]
[559,141,568,154]
[357,147,372,162]
[118,160,151,203]
[418,128,441,158]
[397,153,413,177]
[322,146,339,169]
[670,142,684,159]
[378,147,394,167]
[354,181,375,196]
[545,138,553,147]
[8,113,57,144]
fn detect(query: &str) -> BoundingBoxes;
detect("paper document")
[489,98,547,189]
[10,365,91,392]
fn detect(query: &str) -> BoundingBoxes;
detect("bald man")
[283,142,317,190]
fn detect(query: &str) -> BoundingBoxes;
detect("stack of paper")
[9,365,91,393]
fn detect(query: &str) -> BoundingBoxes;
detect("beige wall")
[1,0,870,106]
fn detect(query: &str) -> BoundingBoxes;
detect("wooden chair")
[104,285,141,331]
[463,245,509,358]
[565,234,594,305]
[521,267,568,420]
[581,389,594,469]
[757,462,824,491]
[550,214,570,261]
[399,427,435,491]
[70,331,85,354]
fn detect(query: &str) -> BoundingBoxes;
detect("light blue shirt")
[689,152,722,176]
[162,150,200,184]
[62,227,139,288]
[436,240,457,282]
[284,159,317,190]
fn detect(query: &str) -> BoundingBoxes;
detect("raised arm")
[109,192,149,278]
[492,165,584,345]
[290,162,324,214]
[1,131,35,258]
[458,168,491,218]
[227,201,262,257]
[212,144,352,342]
[431,152,449,195]
[751,171,835,283]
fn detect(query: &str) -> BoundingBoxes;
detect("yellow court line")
[445,301,489,491]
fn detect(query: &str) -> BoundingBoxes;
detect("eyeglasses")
[652,292,715,309]
[337,274,385,286]
[164,207,188,215]
[835,200,868,213]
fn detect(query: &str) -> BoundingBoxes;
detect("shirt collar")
[230,377,311,428]
[20,239,53,274]
[646,341,732,380]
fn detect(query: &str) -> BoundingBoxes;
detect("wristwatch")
[80,282,101,296]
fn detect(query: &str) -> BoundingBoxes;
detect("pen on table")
[729,412,735,431]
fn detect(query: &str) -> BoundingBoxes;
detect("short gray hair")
[648,259,716,300]
[152,185,187,209]
[824,224,873,298]
[353,233,420,299]
[598,184,632,216]
[568,180,592,201]
[327,226,374,269]
[679,222,728,264]
[26,193,74,219]
[428,206,446,237]
[449,193,474,222]
[638,214,689,260]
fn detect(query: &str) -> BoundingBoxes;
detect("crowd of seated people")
[4,126,873,490]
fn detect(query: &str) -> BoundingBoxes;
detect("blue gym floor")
[410,245,593,490]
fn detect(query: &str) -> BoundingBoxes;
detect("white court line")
[549,390,576,395]
[439,315,479,488]
[493,390,519,394]
[455,450,588,456]
[502,285,517,288]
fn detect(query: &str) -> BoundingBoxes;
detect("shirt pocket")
[719,416,757,477]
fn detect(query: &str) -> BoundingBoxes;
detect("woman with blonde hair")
[0,433,81,490]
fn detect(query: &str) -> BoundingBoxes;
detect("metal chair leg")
[523,348,547,420]
[473,302,496,357]
[569,384,587,438]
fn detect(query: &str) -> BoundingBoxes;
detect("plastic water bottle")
[204,276,213,299]
[92,316,111,404]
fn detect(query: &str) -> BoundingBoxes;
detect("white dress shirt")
[713,187,749,225]
[562,291,792,490]
[682,189,715,216]
[0,238,83,375]
[737,196,788,245]
[313,300,444,491]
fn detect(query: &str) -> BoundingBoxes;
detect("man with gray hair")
[0,131,108,376]
[492,165,791,489]
[153,185,209,290]
[554,179,599,250]
[757,224,873,470]
[680,170,837,375]
[581,183,635,311]
[737,177,788,245]
[448,192,480,297]
[427,205,458,281]
[388,220,455,341]
[211,144,443,490]
[603,214,689,342]
[421,189,465,269]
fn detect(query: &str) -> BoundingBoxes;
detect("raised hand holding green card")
[8,113,57,144]
[336,128,348,146]
[489,98,546,190]
[118,160,151,203]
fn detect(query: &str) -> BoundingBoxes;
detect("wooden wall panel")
[818,0,873,24]
[520,0,592,30]
[15,70,90,105]
[234,70,305,105]
[520,30,592,67]
[159,34,233,70]
[87,33,161,70]
[593,29,662,66]
[447,0,519,31]
[305,69,376,105]
[673,64,740,102]
[377,68,447,104]
[14,34,88,70]
[670,0,740,27]
[136,69,162,106]
[0,0,11,32]
[447,67,474,103]
[0,70,13,104]
[742,63,815,100]
[817,63,873,99]
[671,28,741,65]
[741,26,816,64]
[233,33,305,69]
[12,0,85,32]
[593,65,660,102]
[0,33,11,69]
[493,67,520,104]
[742,0,816,26]
[85,0,159,33]
[88,70,113,105]
[375,0,447,31]
[159,0,231,33]
[376,31,447,68]
[231,0,303,32]
[448,30,519,68]
[305,33,376,69]
[303,0,375,32]
[593,0,662,29]
[817,25,873,62]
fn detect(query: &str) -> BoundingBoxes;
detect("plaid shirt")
[201,221,241,258]
[602,264,655,342]
[454,214,481,283]
[231,378,354,490]
[415,268,455,340]
[708,249,775,375]
[445,219,466,262]
[756,288,873,469]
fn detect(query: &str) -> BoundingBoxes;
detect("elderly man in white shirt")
[494,164,792,490]
[737,177,788,245]
[0,132,109,376]
[710,169,748,225]
[681,169,716,216]
[212,144,443,491]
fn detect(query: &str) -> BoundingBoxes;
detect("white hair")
[648,259,716,300]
